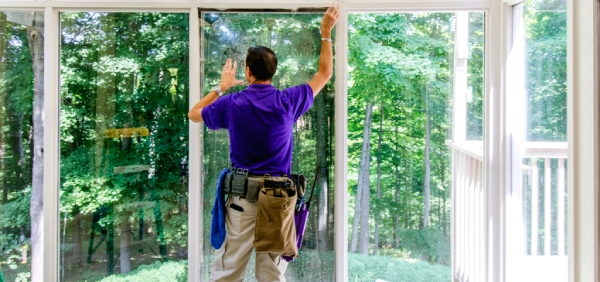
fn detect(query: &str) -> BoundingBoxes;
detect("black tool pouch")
[224,168,262,202]
[246,177,260,202]
[290,174,307,199]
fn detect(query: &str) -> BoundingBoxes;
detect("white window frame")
[567,0,600,281]
[2,0,598,282]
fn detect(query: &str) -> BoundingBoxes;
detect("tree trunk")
[177,203,187,259]
[394,165,399,249]
[350,103,373,253]
[153,189,168,260]
[315,87,328,251]
[394,125,400,249]
[349,175,361,252]
[441,153,447,241]
[405,162,410,228]
[8,110,25,188]
[0,12,6,207]
[119,219,131,273]
[326,94,335,250]
[178,169,187,259]
[95,14,116,176]
[27,11,44,282]
[358,102,373,255]
[72,209,82,268]
[373,102,383,255]
[423,107,431,228]
[107,205,115,275]
[118,134,133,273]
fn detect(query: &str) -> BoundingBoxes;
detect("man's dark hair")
[245,46,277,81]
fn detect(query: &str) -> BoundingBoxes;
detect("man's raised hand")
[219,58,244,92]
[321,3,340,37]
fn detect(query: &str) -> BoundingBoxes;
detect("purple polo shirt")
[202,83,314,176]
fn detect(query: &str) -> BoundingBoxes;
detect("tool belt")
[224,168,301,202]
[223,167,306,258]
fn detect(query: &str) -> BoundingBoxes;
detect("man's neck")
[249,78,271,85]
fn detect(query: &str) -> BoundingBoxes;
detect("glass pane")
[525,1,567,143]
[59,12,189,281]
[467,13,485,141]
[201,12,335,281]
[348,12,484,281]
[518,0,568,280]
[0,11,44,282]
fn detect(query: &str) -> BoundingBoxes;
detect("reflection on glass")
[348,12,484,281]
[201,12,335,281]
[59,12,189,281]
[0,11,44,282]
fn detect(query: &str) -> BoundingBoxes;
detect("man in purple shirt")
[188,4,339,282]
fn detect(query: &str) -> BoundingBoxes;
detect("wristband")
[321,37,332,42]
[212,85,224,96]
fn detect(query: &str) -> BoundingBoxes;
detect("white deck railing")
[521,142,567,257]
[447,141,568,282]
[448,141,485,282]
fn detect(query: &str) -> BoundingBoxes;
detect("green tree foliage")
[525,0,567,141]
[0,12,37,281]
[467,12,485,140]
[347,13,458,264]
[57,12,189,280]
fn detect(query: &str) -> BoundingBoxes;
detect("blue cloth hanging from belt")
[211,168,230,249]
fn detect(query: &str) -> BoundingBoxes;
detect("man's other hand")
[219,58,244,92]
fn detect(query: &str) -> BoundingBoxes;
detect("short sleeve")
[201,96,230,130]
[286,84,314,121]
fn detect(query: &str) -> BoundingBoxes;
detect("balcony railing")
[447,140,568,282]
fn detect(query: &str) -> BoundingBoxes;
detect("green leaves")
[348,252,450,281]
[524,0,567,141]
[347,12,471,266]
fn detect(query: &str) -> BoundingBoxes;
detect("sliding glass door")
[199,10,336,281]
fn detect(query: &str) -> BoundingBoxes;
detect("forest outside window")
[346,12,485,281]
[58,12,190,281]
[0,11,45,282]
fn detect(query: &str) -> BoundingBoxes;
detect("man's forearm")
[317,30,334,79]
[307,29,334,95]
[307,4,338,95]
[188,90,219,122]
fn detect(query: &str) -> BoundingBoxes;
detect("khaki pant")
[209,196,288,282]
